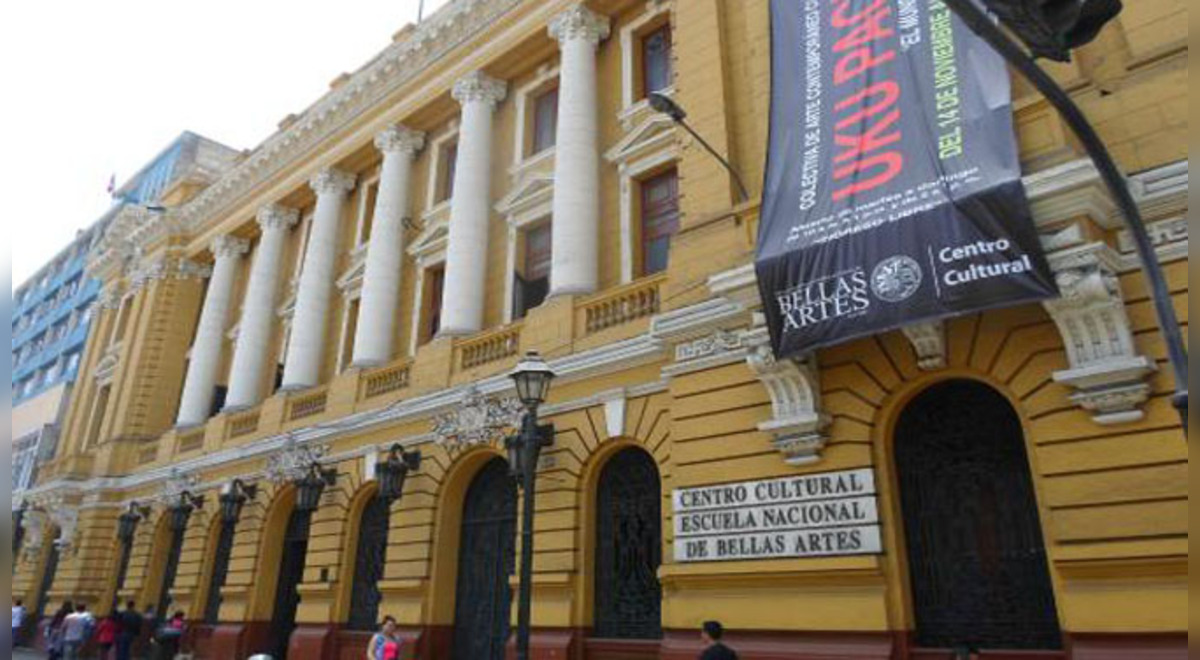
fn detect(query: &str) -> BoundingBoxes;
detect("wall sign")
[756,0,1058,360]
[673,468,883,562]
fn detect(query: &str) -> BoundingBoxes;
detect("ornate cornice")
[452,70,508,107]
[309,167,357,197]
[375,125,427,157]
[175,0,522,236]
[549,3,612,46]
[257,203,301,232]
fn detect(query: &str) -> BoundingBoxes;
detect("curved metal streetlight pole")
[943,0,1188,435]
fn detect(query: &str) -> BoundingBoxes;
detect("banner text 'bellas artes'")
[831,0,903,203]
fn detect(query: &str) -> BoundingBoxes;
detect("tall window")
[513,224,552,319]
[641,24,673,96]
[347,496,391,630]
[86,385,112,448]
[640,169,680,276]
[340,299,361,371]
[531,88,559,155]
[438,142,459,203]
[422,265,446,344]
[358,182,380,245]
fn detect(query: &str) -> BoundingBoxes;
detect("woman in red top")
[95,613,120,659]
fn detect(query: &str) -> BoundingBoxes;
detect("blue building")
[11,131,240,497]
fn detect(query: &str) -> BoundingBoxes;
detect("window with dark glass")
[423,264,446,343]
[347,496,391,631]
[641,24,673,96]
[438,142,459,203]
[513,224,552,319]
[531,88,559,155]
[359,182,380,244]
[640,169,680,276]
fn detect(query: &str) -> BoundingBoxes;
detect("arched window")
[594,448,662,639]
[895,380,1061,651]
[203,518,237,625]
[347,495,391,630]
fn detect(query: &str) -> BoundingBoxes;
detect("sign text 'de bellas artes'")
[756,0,1058,359]
[672,469,884,562]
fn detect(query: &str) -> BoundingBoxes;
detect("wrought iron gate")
[348,496,391,630]
[594,448,662,639]
[269,508,313,660]
[895,380,1062,651]
[452,458,517,660]
[204,520,237,624]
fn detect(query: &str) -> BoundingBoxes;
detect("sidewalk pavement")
[13,648,47,660]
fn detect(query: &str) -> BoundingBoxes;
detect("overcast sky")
[3,0,453,291]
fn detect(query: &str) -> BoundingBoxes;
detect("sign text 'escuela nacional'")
[673,468,883,562]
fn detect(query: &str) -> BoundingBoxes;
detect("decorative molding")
[601,389,627,439]
[257,203,301,232]
[430,385,523,449]
[158,467,199,505]
[211,235,250,260]
[549,3,612,46]
[129,253,211,292]
[374,125,426,157]
[265,436,330,484]
[20,509,46,561]
[1117,215,1187,254]
[745,332,830,467]
[452,70,508,107]
[309,167,357,197]
[901,321,947,371]
[1043,242,1157,425]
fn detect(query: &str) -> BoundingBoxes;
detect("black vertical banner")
[757,0,1058,359]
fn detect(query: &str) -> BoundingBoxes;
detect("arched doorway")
[593,447,662,639]
[452,457,517,660]
[203,515,237,625]
[35,529,62,619]
[347,494,391,631]
[895,380,1061,651]
[153,514,190,622]
[268,505,314,660]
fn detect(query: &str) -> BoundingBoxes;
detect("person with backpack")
[62,603,96,660]
[96,612,121,659]
[367,616,402,660]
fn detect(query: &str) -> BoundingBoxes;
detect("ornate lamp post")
[295,463,337,512]
[168,491,205,533]
[113,502,149,611]
[219,479,258,525]
[376,445,421,502]
[506,351,557,660]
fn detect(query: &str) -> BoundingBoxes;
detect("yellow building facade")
[13,1,1188,659]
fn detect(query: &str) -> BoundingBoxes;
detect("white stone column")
[175,236,248,427]
[225,205,299,410]
[549,4,610,296]
[439,71,508,335]
[281,167,356,389]
[352,126,426,367]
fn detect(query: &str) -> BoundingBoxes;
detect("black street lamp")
[117,502,148,544]
[376,445,422,502]
[295,463,337,513]
[219,479,258,525]
[506,351,557,660]
[169,491,205,533]
[943,0,1188,435]
[648,92,751,204]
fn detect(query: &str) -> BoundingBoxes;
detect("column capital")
[309,167,357,197]
[210,235,250,260]
[257,204,301,232]
[375,125,426,157]
[452,71,508,108]
[549,3,611,47]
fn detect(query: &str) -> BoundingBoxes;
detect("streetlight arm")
[942,0,1188,435]
[675,119,752,205]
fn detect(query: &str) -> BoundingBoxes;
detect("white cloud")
[2,0,452,289]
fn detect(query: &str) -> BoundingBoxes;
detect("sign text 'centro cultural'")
[673,468,882,562]
[756,0,1058,359]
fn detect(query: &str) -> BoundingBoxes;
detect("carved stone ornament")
[375,125,426,157]
[549,3,612,47]
[452,71,508,107]
[1043,242,1157,425]
[674,330,743,363]
[745,338,831,466]
[159,467,200,504]
[20,509,47,561]
[901,321,947,371]
[310,167,357,197]
[431,385,523,449]
[257,203,301,232]
[211,235,250,260]
[265,436,330,484]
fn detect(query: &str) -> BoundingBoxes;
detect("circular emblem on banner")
[871,256,923,303]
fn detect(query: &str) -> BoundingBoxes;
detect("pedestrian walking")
[45,601,73,660]
[152,610,186,660]
[698,621,738,660]
[62,603,96,660]
[96,612,121,659]
[12,599,27,648]
[116,601,143,660]
[367,616,402,660]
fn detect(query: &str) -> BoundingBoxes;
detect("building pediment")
[496,175,555,218]
[606,114,676,167]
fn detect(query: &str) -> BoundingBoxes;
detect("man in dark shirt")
[116,601,142,660]
[699,620,738,660]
